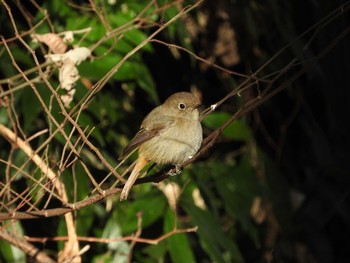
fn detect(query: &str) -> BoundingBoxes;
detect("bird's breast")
[139,118,202,165]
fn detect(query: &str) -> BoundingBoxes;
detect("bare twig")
[24,226,198,245]
[0,2,81,258]
[0,3,348,221]
[91,0,204,94]
[150,39,253,79]
[0,124,66,200]
[0,228,55,263]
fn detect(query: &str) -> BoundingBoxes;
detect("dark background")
[0,0,349,262]
[143,1,350,262]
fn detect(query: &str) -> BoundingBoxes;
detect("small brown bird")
[119,92,203,200]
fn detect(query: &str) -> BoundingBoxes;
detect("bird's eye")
[178,103,186,110]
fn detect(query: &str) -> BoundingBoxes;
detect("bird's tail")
[120,157,148,201]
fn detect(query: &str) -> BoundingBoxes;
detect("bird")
[119,92,203,200]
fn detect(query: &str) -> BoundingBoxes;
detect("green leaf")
[135,64,158,103]
[114,61,145,80]
[11,48,34,67]
[140,241,167,262]
[203,112,252,141]
[164,209,196,263]
[108,8,153,51]
[117,195,166,234]
[123,29,153,52]
[79,55,120,81]
[79,57,157,104]
[183,203,244,263]
[213,158,258,219]
[101,215,130,262]
[211,159,261,247]
[0,108,8,124]
[76,205,100,236]
[19,87,47,132]
[43,0,72,18]
[0,222,25,263]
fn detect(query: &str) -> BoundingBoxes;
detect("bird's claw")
[167,165,183,176]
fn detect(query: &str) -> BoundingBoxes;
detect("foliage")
[0,0,349,263]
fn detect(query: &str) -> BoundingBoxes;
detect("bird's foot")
[167,165,183,176]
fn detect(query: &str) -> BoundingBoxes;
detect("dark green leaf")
[140,241,167,262]
[117,195,166,234]
[203,112,252,141]
[183,203,244,263]
[164,209,196,263]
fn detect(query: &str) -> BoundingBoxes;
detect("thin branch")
[0,124,67,200]
[91,0,204,94]
[0,1,81,257]
[0,228,55,263]
[0,3,348,221]
[150,39,254,79]
[24,226,199,245]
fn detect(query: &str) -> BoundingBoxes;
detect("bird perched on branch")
[119,92,203,200]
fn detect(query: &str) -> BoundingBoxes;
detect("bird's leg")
[167,164,183,176]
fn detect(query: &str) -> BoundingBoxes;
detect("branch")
[0,228,55,263]
[91,0,204,94]
[24,226,198,245]
[0,19,348,221]
[0,124,66,201]
[0,1,82,256]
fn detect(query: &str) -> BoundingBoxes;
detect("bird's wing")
[118,108,174,160]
